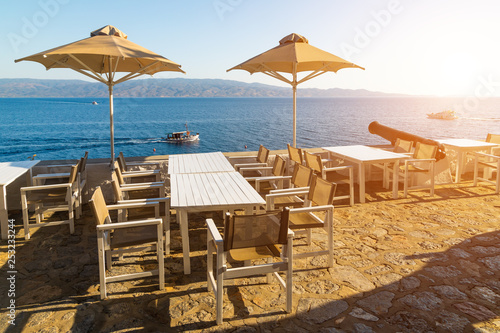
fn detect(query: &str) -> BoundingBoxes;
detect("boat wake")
[461,117,500,121]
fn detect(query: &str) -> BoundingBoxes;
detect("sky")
[1,0,500,97]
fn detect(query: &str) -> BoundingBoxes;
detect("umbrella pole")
[293,84,297,148]
[109,84,114,165]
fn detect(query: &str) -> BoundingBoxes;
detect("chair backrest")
[257,145,270,164]
[223,208,290,251]
[110,179,123,202]
[113,162,126,185]
[394,138,413,153]
[307,175,336,206]
[304,151,323,174]
[486,134,500,144]
[413,142,438,160]
[287,144,303,165]
[89,187,110,226]
[68,164,79,184]
[291,164,313,188]
[117,153,127,172]
[272,156,287,177]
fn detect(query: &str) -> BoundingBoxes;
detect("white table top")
[0,161,40,186]
[323,145,409,163]
[170,171,265,209]
[168,152,234,174]
[437,139,499,149]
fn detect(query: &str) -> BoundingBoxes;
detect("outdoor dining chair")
[206,208,293,324]
[472,134,500,194]
[242,155,287,195]
[287,143,304,173]
[117,152,161,181]
[304,151,354,206]
[265,163,314,209]
[111,179,171,253]
[89,187,165,299]
[266,175,336,267]
[387,142,437,198]
[379,138,414,188]
[113,161,164,187]
[229,145,271,175]
[20,164,79,239]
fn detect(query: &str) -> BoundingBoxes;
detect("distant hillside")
[0,78,408,98]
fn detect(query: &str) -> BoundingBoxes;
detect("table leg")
[179,209,191,275]
[392,160,399,199]
[0,185,8,240]
[359,163,366,204]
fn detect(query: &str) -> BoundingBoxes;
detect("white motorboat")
[427,110,458,120]
[163,123,199,143]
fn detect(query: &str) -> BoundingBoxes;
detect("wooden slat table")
[437,139,499,183]
[168,152,234,174]
[323,145,410,203]
[0,161,39,239]
[170,171,265,274]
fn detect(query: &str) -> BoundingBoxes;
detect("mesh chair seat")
[229,244,282,261]
[24,189,69,204]
[289,211,325,229]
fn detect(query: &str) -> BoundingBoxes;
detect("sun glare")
[437,52,479,96]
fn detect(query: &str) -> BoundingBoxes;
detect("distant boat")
[427,110,458,120]
[163,123,199,143]
[92,101,98,105]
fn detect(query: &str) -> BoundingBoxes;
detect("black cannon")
[368,121,446,161]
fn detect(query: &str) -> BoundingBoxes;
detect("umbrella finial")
[279,33,308,45]
[90,25,128,39]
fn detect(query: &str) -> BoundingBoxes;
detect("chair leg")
[157,223,165,290]
[286,241,293,313]
[429,164,435,197]
[473,156,479,186]
[97,232,107,299]
[21,192,30,240]
[216,248,224,325]
[403,171,409,198]
[348,167,354,206]
[327,213,334,268]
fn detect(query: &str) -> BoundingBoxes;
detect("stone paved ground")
[1,176,499,332]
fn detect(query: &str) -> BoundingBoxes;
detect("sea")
[1,97,499,162]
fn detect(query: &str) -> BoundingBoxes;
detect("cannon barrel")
[368,121,446,161]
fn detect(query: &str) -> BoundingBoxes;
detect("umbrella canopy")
[15,25,185,162]
[228,33,364,147]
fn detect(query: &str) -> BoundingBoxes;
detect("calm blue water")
[0,97,499,162]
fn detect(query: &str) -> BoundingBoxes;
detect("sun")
[437,52,479,96]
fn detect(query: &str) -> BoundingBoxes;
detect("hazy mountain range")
[0,78,409,98]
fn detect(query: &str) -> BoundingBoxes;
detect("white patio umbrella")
[15,25,185,162]
[228,33,364,147]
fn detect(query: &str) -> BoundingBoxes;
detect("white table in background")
[322,145,410,203]
[0,161,39,239]
[170,171,265,274]
[437,139,499,183]
[168,152,234,174]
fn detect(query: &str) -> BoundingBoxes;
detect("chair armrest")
[474,152,500,160]
[206,218,223,244]
[21,183,71,192]
[121,170,159,177]
[120,181,164,187]
[240,166,273,173]
[234,162,268,170]
[324,165,352,172]
[33,172,70,180]
[290,205,334,214]
[269,186,309,194]
[246,175,291,182]
[228,155,257,161]
[97,218,162,230]
[118,183,164,191]
[405,158,435,164]
[106,201,160,210]
[117,197,169,204]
